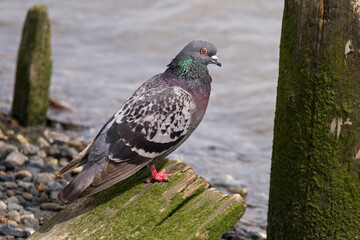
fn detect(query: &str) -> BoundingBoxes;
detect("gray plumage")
[58,40,221,204]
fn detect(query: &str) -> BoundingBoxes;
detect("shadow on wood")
[29,159,246,240]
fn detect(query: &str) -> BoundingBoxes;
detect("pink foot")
[146,165,171,183]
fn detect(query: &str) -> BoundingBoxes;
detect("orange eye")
[200,49,206,54]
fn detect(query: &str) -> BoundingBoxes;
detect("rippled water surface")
[0,0,284,234]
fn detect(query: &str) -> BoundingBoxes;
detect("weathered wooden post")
[12,5,52,126]
[29,159,246,240]
[268,0,360,239]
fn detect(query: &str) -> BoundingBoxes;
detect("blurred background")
[0,0,283,235]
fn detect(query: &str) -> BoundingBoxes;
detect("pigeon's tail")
[58,159,105,204]
[58,142,93,176]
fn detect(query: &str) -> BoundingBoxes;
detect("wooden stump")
[12,5,52,126]
[29,159,246,240]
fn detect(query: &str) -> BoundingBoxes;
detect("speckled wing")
[79,82,196,197]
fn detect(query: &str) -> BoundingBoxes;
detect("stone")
[47,181,63,191]
[18,181,34,191]
[0,224,31,238]
[25,227,35,235]
[46,131,69,143]
[44,157,58,165]
[7,196,20,204]
[20,201,33,209]
[0,215,6,225]
[49,190,60,200]
[0,200,6,210]
[0,130,8,141]
[40,203,64,211]
[0,142,17,159]
[3,182,18,189]
[0,208,6,217]
[5,152,27,167]
[27,156,45,168]
[6,190,15,197]
[20,213,35,221]
[0,160,15,171]
[41,163,59,172]
[23,217,39,229]
[37,183,48,192]
[16,134,29,145]
[22,192,33,201]
[37,137,50,148]
[8,210,20,223]
[59,158,68,168]
[29,185,39,197]
[7,203,22,211]
[0,174,15,182]
[31,197,42,206]
[40,192,48,203]
[33,172,55,185]
[7,220,18,228]
[19,143,39,155]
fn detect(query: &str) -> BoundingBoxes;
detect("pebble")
[23,217,39,229]
[15,134,29,145]
[0,160,15,171]
[20,201,33,208]
[0,224,31,238]
[6,190,15,197]
[0,174,15,182]
[0,142,17,159]
[26,156,45,168]
[38,183,48,192]
[0,215,6,225]
[0,200,6,210]
[5,152,27,167]
[17,181,34,192]
[3,182,18,189]
[7,196,19,204]
[40,203,64,211]
[8,210,20,223]
[33,172,56,185]
[7,220,18,228]
[15,169,32,179]
[19,143,39,156]
[7,203,22,211]
[22,192,33,201]
[0,114,89,236]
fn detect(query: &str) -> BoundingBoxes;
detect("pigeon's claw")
[146,165,171,183]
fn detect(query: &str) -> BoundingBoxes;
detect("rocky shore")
[0,113,86,239]
[0,113,265,240]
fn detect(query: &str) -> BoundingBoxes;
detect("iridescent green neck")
[165,55,210,90]
[179,58,197,75]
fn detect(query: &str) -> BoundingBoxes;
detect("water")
[0,0,283,234]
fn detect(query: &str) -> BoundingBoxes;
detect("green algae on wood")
[29,159,246,240]
[12,5,52,126]
[267,0,360,239]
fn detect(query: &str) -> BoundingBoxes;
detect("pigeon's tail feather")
[58,159,105,204]
[79,158,150,198]
[58,142,93,176]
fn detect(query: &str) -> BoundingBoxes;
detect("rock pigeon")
[57,40,221,204]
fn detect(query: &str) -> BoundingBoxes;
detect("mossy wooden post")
[12,5,52,126]
[29,159,246,240]
[268,0,360,239]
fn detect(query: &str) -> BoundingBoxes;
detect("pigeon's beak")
[211,55,222,67]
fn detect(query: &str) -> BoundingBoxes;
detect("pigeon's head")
[179,40,222,67]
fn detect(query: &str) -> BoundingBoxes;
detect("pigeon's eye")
[200,49,206,54]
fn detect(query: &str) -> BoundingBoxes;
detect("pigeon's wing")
[79,84,196,198]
